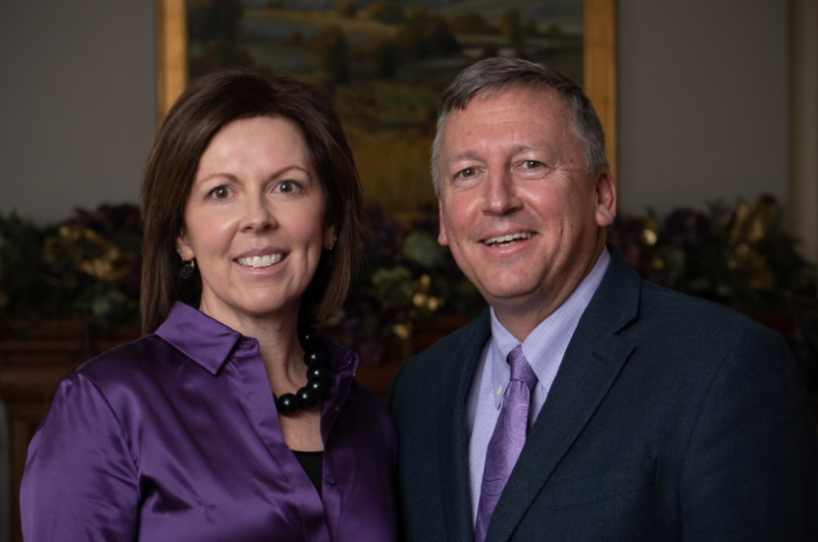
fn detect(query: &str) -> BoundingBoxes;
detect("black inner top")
[292,450,323,496]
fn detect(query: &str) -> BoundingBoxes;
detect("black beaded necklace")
[275,324,332,415]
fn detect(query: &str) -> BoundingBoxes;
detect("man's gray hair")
[430,57,609,194]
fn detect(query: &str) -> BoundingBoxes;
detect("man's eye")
[523,160,543,169]
[209,186,231,199]
[457,167,477,178]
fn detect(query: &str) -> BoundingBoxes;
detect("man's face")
[436,85,616,337]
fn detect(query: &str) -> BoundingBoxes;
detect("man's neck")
[493,243,608,342]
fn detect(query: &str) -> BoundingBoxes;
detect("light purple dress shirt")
[465,248,610,520]
[21,302,397,542]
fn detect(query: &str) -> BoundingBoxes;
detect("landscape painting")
[182,0,586,213]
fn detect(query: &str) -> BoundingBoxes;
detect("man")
[387,57,818,542]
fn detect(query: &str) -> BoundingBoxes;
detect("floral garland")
[0,196,815,392]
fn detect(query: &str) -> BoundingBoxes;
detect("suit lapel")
[439,311,491,542]
[486,250,642,542]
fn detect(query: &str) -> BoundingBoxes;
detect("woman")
[20,70,396,541]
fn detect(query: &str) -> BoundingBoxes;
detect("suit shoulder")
[641,280,765,325]
[635,280,785,356]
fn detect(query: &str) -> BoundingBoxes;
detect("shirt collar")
[155,302,243,375]
[154,302,361,378]
[488,248,611,407]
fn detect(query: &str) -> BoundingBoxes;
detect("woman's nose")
[242,196,276,232]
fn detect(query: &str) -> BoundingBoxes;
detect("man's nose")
[482,169,522,216]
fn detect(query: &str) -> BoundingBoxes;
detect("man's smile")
[482,231,534,247]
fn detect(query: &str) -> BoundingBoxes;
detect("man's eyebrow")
[446,144,544,164]
[509,144,535,154]
[447,150,482,162]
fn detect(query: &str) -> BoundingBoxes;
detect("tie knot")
[507,345,537,391]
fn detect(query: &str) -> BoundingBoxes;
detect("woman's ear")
[324,225,337,251]
[176,231,195,261]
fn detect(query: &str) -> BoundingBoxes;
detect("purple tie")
[474,345,538,542]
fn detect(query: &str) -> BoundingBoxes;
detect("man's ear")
[594,168,617,227]
[437,200,449,246]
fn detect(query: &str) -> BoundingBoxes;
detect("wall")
[617,0,789,217]
[0,1,156,224]
[789,0,818,264]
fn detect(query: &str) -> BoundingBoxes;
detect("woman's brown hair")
[140,69,363,333]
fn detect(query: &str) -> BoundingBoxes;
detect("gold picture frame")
[156,0,618,198]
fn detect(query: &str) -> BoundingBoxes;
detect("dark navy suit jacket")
[388,249,818,542]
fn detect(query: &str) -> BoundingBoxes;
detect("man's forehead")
[441,91,571,149]
[458,83,566,112]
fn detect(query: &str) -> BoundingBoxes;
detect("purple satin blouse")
[21,303,397,542]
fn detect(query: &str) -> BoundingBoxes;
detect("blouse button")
[325,475,337,486]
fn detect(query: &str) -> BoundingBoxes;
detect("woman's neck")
[198,299,307,391]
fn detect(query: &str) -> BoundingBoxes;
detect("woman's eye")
[208,186,232,199]
[276,180,301,194]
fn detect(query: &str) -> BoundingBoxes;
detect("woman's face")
[177,116,333,331]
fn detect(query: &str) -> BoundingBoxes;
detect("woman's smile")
[236,253,284,268]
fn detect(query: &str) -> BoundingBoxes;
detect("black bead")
[276,393,301,414]
[307,363,329,381]
[307,377,329,395]
[298,325,321,349]
[305,349,329,366]
[297,386,320,408]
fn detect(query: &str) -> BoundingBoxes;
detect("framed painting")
[156,0,616,213]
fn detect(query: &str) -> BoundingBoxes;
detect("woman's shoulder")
[47,333,191,442]
[73,333,179,391]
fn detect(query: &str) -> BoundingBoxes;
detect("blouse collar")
[155,302,242,375]
[154,302,360,379]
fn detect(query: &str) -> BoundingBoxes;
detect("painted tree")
[311,24,350,85]
[500,7,524,53]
